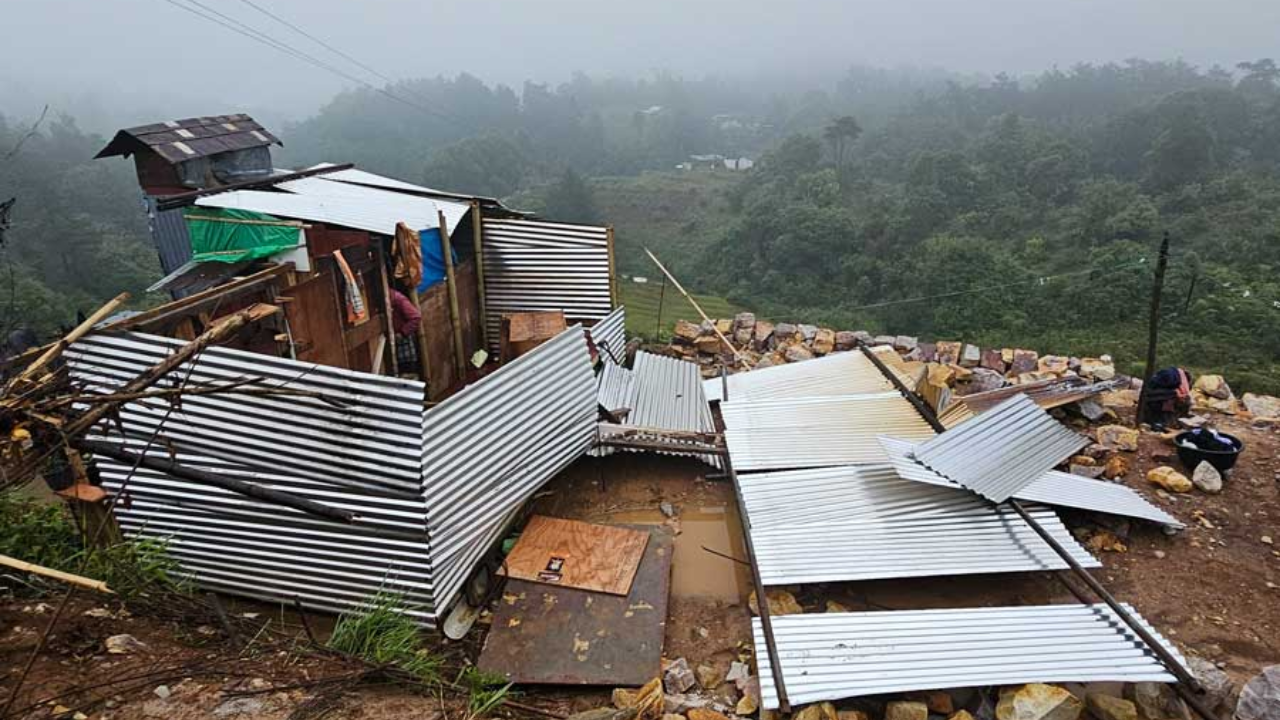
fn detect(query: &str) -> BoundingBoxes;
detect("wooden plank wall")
[419,260,482,398]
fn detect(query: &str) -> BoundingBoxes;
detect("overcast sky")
[3,0,1279,130]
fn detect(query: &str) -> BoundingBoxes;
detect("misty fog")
[4,0,1280,128]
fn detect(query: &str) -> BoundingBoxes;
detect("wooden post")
[1137,233,1171,425]
[643,247,751,369]
[374,242,400,377]
[409,286,432,386]
[606,226,618,307]
[5,293,129,395]
[471,201,489,350]
[439,211,466,378]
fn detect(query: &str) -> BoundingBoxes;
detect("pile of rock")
[666,314,1117,394]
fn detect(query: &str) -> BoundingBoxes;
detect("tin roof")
[703,350,894,403]
[754,603,1184,708]
[95,114,281,164]
[911,394,1088,503]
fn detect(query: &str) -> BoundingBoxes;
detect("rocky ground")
[2,332,1278,720]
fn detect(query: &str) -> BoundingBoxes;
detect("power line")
[160,0,463,127]
[844,258,1150,313]
[235,0,398,86]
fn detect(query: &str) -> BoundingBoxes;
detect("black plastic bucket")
[1174,431,1243,473]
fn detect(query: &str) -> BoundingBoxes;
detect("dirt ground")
[1,410,1276,718]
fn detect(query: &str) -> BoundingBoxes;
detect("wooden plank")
[283,273,347,369]
[479,528,672,686]
[499,516,649,596]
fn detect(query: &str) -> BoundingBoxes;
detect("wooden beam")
[642,247,751,369]
[439,211,466,377]
[154,163,354,211]
[471,201,489,349]
[103,265,291,333]
[0,554,113,594]
[374,242,399,377]
[606,226,618,307]
[5,293,130,395]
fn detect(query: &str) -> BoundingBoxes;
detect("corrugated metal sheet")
[596,361,636,415]
[629,351,719,467]
[912,394,1087,503]
[754,604,1185,709]
[146,198,194,279]
[196,177,471,236]
[878,437,1182,527]
[66,332,436,620]
[588,305,626,362]
[96,114,280,163]
[481,219,612,353]
[739,465,1098,586]
[703,351,893,403]
[722,393,936,471]
[420,326,598,612]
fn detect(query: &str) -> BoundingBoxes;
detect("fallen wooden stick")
[642,247,752,369]
[4,292,130,396]
[0,554,113,594]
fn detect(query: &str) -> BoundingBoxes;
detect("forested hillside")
[691,61,1280,392]
[2,59,1278,392]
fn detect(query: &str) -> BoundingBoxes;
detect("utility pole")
[1137,232,1171,425]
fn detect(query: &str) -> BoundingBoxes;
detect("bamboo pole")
[470,201,489,350]
[0,554,113,594]
[438,211,466,378]
[409,286,432,387]
[64,303,280,438]
[6,292,130,393]
[606,226,618,307]
[374,242,399,377]
[642,247,751,368]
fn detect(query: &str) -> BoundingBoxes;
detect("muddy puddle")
[608,504,751,603]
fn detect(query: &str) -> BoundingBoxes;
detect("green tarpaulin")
[183,207,302,263]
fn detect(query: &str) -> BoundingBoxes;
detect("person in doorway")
[389,286,422,337]
[1142,366,1192,430]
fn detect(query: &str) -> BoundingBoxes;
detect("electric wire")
[159,0,464,127]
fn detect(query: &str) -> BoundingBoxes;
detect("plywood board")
[479,528,673,686]
[500,516,649,596]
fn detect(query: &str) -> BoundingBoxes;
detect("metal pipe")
[860,342,1215,719]
[75,439,357,524]
[724,453,791,713]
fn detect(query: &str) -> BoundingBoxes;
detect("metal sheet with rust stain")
[477,528,673,686]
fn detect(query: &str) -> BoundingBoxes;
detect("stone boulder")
[747,589,803,616]
[996,684,1083,720]
[687,709,730,720]
[813,328,836,355]
[733,312,756,331]
[872,334,896,347]
[784,345,814,363]
[1243,392,1280,420]
[885,701,928,720]
[1191,461,1223,494]
[918,342,938,362]
[1237,666,1280,720]
[673,320,701,342]
[771,323,797,346]
[1038,355,1070,375]
[753,320,775,349]
[981,348,1007,373]
[936,341,962,365]
[798,324,819,341]
[1192,374,1239,413]
[1124,682,1188,720]
[663,657,696,694]
[958,367,1005,395]
[1147,466,1193,493]
[693,336,723,355]
[961,344,982,367]
[1085,694,1136,720]
[834,331,858,351]
[1185,656,1233,712]
[1096,425,1140,451]
[1010,349,1039,375]
[794,702,838,720]
[1102,455,1129,480]
[1079,357,1116,381]
[894,335,919,353]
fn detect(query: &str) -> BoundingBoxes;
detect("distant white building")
[723,157,754,171]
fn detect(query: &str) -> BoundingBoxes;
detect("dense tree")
[543,168,599,224]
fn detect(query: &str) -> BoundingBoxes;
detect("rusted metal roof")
[95,114,281,164]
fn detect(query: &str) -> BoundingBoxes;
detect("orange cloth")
[393,222,423,289]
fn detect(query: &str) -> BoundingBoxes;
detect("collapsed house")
[56,113,1207,716]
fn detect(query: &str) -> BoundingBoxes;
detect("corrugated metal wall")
[69,326,598,624]
[481,219,613,354]
[146,197,194,279]
[588,305,626,362]
[67,332,435,619]
[420,325,598,612]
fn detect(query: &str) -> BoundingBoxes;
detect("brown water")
[608,504,751,603]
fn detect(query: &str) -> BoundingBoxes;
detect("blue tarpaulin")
[418,227,458,294]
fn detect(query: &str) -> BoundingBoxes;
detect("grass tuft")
[328,591,441,682]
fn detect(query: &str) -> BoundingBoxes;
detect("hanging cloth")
[333,248,369,326]
[184,207,302,263]
[392,222,424,290]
